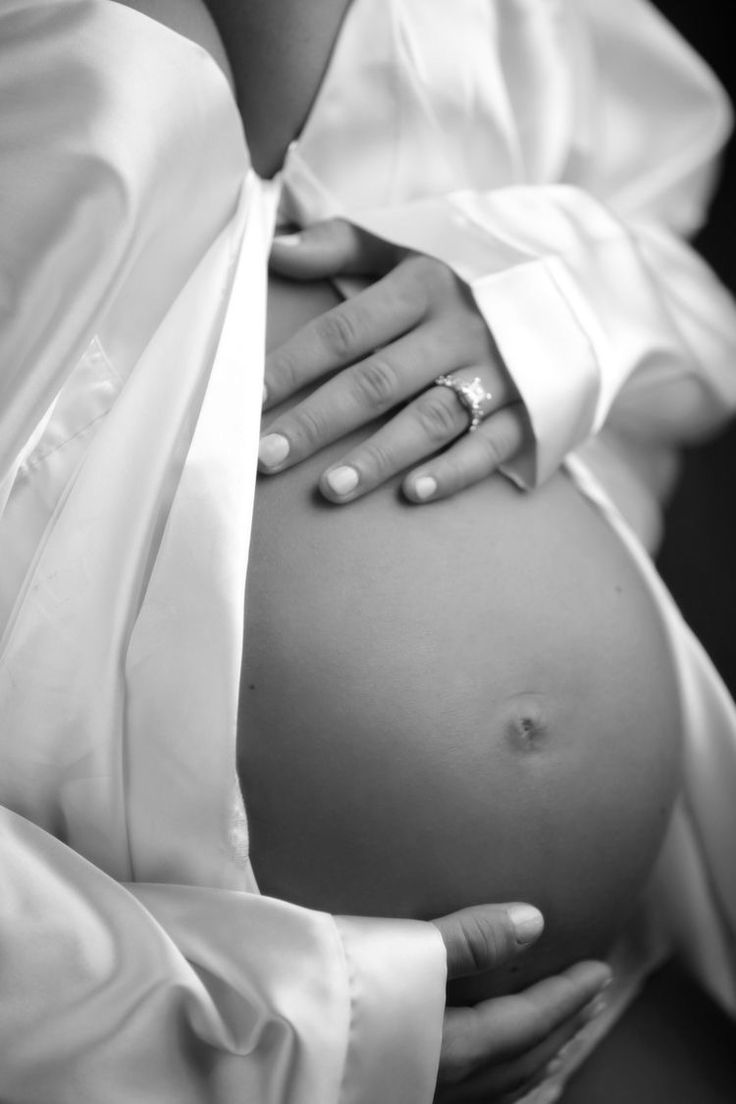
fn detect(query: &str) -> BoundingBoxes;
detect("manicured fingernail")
[262,383,268,406]
[507,904,544,943]
[325,465,359,497]
[259,433,289,469]
[413,475,438,501]
[273,232,302,247]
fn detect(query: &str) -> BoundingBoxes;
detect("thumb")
[269,217,397,279]
[432,903,544,981]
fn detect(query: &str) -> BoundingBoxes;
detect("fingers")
[318,382,471,500]
[264,252,475,411]
[432,904,545,981]
[263,265,426,410]
[269,218,397,280]
[260,322,467,475]
[439,962,612,1088]
[264,241,528,496]
[437,994,594,1103]
[403,403,528,503]
[447,960,612,1066]
[456,1003,597,1103]
[438,960,612,1102]
[317,393,524,504]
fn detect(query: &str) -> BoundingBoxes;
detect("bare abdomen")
[238,276,682,999]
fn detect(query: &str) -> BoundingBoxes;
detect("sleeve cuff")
[131,882,447,1104]
[334,914,446,1104]
[470,259,600,486]
[353,197,601,487]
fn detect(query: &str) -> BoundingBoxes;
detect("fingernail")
[273,232,302,247]
[259,433,290,469]
[582,994,608,1022]
[325,465,359,497]
[262,383,268,406]
[413,475,437,501]
[507,904,544,943]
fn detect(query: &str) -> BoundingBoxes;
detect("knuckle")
[351,357,397,412]
[401,252,431,281]
[462,920,490,976]
[393,265,426,313]
[399,254,446,313]
[416,254,458,302]
[407,251,452,287]
[291,403,328,451]
[429,259,457,297]
[416,390,463,443]
[462,910,506,974]
[325,216,349,236]
[316,307,359,361]
[267,348,300,397]
[356,439,396,480]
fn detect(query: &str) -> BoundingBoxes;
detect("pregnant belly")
[238,275,682,1000]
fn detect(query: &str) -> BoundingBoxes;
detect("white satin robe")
[1,1,736,1101]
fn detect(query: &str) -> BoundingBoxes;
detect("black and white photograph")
[1,1,735,1100]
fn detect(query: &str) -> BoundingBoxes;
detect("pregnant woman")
[230,0,736,1090]
[2,0,736,1102]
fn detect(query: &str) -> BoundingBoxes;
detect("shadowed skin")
[203,0,352,177]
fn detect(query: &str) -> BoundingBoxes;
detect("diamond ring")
[434,374,493,432]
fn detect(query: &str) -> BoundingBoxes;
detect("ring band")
[434,374,493,432]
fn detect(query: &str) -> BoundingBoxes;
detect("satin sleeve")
[352,0,736,487]
[0,6,447,1102]
[0,807,445,1104]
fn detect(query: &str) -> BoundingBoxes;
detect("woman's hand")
[261,219,532,503]
[433,904,611,1103]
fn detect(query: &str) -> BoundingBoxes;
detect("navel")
[503,692,550,754]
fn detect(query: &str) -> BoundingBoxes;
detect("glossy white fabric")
[2,1,736,1102]
[0,4,444,1102]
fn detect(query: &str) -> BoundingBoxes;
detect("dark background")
[652,1,736,693]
